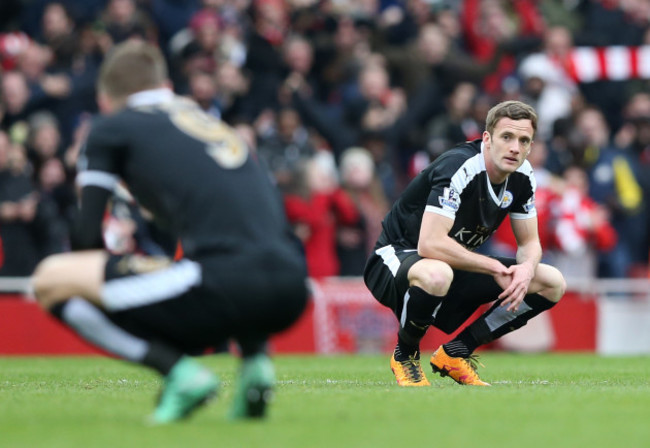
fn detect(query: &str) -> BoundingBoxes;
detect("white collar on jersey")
[127,88,174,108]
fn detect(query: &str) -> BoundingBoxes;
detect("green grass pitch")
[1,353,649,448]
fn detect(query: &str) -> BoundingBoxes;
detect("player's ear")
[97,90,115,115]
[482,131,491,148]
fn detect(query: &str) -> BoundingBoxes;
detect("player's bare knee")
[414,264,453,296]
[553,272,567,302]
[32,256,65,310]
[32,256,54,299]
[539,266,566,303]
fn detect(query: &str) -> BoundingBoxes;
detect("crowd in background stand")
[0,0,648,281]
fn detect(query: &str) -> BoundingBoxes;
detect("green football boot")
[228,354,275,419]
[149,357,219,424]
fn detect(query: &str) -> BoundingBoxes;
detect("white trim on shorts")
[375,245,400,276]
[101,259,202,311]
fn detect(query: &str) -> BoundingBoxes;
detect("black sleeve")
[76,116,124,175]
[509,164,537,220]
[425,153,468,220]
[71,116,125,251]
[70,186,111,251]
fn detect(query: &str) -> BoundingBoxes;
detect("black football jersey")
[77,89,297,258]
[379,139,536,250]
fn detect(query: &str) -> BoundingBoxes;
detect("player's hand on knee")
[491,262,512,290]
[493,270,512,293]
[498,264,534,312]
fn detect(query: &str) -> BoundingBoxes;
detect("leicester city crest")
[500,190,513,208]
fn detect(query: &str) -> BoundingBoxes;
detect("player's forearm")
[418,236,504,275]
[515,239,542,272]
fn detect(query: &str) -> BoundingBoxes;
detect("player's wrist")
[486,258,506,276]
[518,259,538,276]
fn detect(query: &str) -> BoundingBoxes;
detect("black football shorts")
[101,252,308,352]
[364,243,517,334]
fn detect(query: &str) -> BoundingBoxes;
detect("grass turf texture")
[1,353,648,448]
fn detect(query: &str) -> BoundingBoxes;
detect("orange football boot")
[390,353,431,387]
[429,346,490,386]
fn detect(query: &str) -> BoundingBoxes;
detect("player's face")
[482,117,534,183]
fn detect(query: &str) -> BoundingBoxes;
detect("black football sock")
[442,338,474,359]
[49,297,181,376]
[394,286,444,361]
[394,343,420,361]
[238,338,269,359]
[142,341,184,376]
[444,293,557,358]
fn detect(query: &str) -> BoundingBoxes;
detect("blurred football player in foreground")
[31,40,308,423]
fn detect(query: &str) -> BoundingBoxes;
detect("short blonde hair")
[98,40,168,99]
[485,100,538,137]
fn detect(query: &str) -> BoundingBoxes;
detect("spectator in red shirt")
[461,0,544,94]
[284,151,360,278]
[550,165,618,279]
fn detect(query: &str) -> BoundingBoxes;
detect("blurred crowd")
[0,0,649,280]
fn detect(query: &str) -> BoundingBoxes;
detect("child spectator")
[550,166,617,279]
[284,151,360,277]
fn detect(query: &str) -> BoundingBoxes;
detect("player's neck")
[484,162,509,185]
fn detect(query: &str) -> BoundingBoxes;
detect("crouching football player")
[364,101,566,386]
[31,41,308,421]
